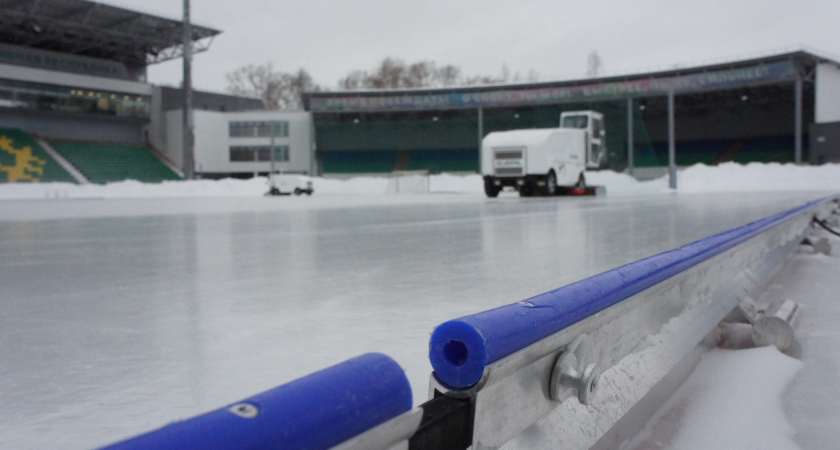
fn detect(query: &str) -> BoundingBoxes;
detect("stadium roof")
[305,49,840,113]
[0,0,220,66]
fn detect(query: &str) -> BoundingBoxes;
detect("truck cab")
[481,110,605,198]
[560,110,606,169]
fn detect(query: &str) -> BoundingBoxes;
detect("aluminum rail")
[421,196,837,449]
[428,197,829,388]
[97,197,838,450]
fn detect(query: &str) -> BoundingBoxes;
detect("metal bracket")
[549,334,600,405]
[753,299,800,352]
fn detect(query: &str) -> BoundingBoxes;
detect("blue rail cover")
[101,353,412,450]
[430,198,825,388]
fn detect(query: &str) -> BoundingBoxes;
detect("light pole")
[267,121,280,195]
[627,97,634,177]
[668,90,677,190]
[182,0,195,179]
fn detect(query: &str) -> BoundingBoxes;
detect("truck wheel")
[545,171,557,196]
[294,188,302,195]
[576,173,587,189]
[484,178,501,198]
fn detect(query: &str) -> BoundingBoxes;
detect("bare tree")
[338,70,366,90]
[406,61,435,88]
[586,51,602,77]
[338,58,436,89]
[337,58,534,90]
[434,64,461,87]
[226,63,320,110]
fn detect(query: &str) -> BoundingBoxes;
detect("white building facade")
[163,110,313,178]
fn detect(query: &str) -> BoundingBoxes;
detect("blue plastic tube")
[430,198,826,388]
[101,353,412,450]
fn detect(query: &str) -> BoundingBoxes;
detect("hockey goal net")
[385,170,430,194]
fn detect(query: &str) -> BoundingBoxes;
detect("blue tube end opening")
[429,320,487,388]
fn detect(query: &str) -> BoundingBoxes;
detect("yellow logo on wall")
[0,135,46,182]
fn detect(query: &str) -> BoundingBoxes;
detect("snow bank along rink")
[1,162,840,205]
[625,223,840,450]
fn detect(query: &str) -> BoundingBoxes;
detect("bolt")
[577,363,600,405]
[229,403,259,419]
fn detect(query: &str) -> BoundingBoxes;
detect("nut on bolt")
[577,363,600,405]
[550,334,601,405]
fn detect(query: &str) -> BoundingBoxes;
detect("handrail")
[429,197,828,388]
[99,353,412,450]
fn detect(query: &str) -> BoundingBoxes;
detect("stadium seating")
[49,141,181,184]
[0,128,77,183]
[321,148,478,174]
[406,149,477,173]
[645,136,799,167]
[321,150,400,173]
[733,136,800,163]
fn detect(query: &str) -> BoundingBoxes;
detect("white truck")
[267,173,314,196]
[481,110,605,197]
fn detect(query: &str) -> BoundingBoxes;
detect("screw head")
[577,363,601,405]
[229,403,259,419]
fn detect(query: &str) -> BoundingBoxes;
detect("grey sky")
[102,0,840,94]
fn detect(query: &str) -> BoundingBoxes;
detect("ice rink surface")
[0,191,831,449]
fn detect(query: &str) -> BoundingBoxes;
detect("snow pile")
[314,173,484,195]
[584,170,669,196]
[627,346,803,450]
[312,176,389,195]
[429,173,485,194]
[0,177,270,200]
[680,162,840,193]
[1,162,839,200]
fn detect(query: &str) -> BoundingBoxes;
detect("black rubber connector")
[409,395,473,450]
[813,216,840,237]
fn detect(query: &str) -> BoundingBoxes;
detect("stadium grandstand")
[304,50,840,179]
[2,2,839,184]
[0,0,263,184]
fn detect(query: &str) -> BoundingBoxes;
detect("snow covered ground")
[626,346,804,450]
[0,162,839,201]
[625,226,840,450]
[0,163,838,449]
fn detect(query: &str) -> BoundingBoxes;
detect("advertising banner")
[311,60,797,112]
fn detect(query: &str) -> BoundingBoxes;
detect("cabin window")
[561,115,588,129]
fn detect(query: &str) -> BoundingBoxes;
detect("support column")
[627,97,634,177]
[309,118,317,176]
[668,90,677,189]
[795,77,803,164]
[182,0,195,179]
[477,107,484,173]
[269,121,276,191]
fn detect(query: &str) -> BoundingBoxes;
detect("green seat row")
[49,141,181,184]
[0,128,77,183]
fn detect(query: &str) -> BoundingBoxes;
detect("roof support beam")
[0,0,220,66]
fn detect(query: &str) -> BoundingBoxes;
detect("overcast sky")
[101,0,840,94]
